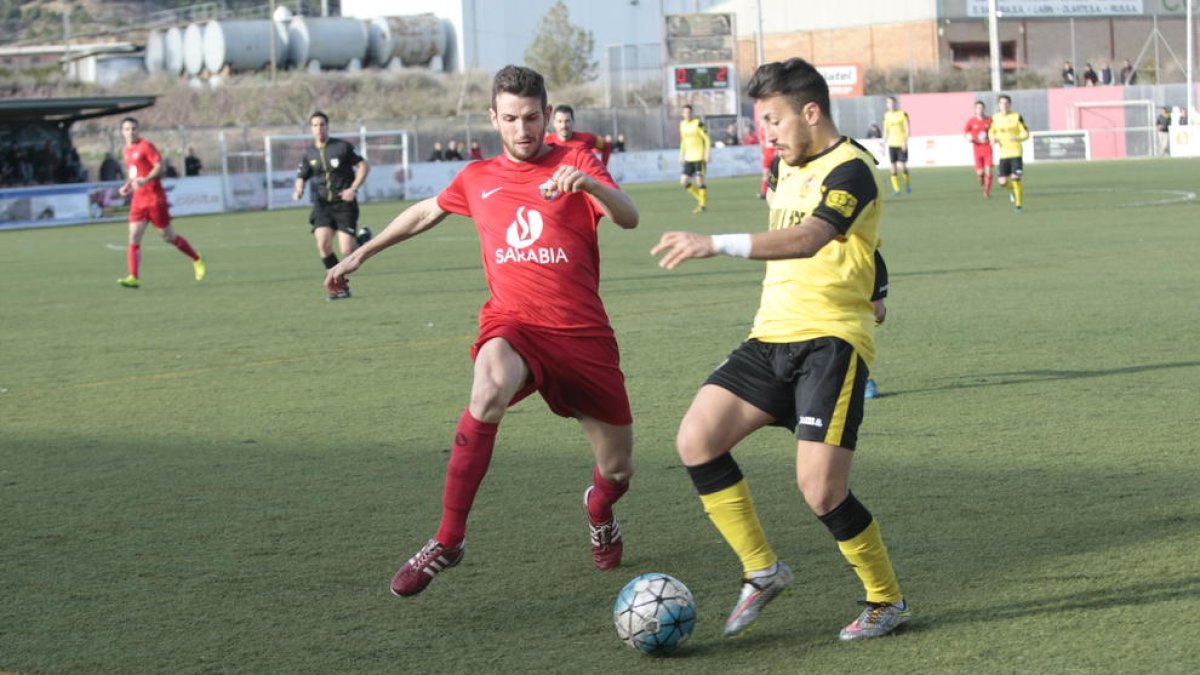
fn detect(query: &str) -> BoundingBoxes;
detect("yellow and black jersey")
[882,110,909,148]
[988,111,1030,159]
[758,137,882,363]
[679,118,711,162]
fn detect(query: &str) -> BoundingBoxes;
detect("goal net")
[1069,100,1156,160]
[264,128,410,210]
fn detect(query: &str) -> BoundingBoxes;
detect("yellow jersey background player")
[881,96,911,194]
[988,94,1031,212]
[678,104,712,213]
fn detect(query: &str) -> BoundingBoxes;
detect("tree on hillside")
[523,1,597,90]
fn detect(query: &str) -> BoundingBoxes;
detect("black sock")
[321,254,338,270]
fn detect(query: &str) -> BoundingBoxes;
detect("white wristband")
[711,233,752,258]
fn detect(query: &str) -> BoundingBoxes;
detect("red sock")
[587,465,629,525]
[127,243,141,277]
[172,234,200,261]
[760,177,769,195]
[435,409,499,548]
[984,174,993,195]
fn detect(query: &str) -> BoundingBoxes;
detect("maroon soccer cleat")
[584,487,623,570]
[390,539,465,597]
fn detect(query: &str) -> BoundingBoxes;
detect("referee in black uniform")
[294,111,370,299]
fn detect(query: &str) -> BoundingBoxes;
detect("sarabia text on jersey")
[437,144,620,336]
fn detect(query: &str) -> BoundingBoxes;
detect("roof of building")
[0,95,156,125]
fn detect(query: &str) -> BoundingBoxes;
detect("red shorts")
[129,198,171,228]
[972,144,994,171]
[761,145,776,170]
[472,319,633,426]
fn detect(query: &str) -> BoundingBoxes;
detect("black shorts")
[888,146,908,164]
[705,337,869,449]
[309,200,360,235]
[998,157,1024,178]
[681,160,707,178]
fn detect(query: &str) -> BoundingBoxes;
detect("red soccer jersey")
[123,138,167,201]
[544,130,611,166]
[964,116,992,145]
[437,144,619,336]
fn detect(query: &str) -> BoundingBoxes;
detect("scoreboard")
[673,65,731,92]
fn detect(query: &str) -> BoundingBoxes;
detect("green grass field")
[2,159,1198,674]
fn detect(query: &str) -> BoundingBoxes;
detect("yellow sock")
[837,519,902,604]
[685,185,700,201]
[699,479,776,574]
[1012,180,1024,207]
[889,174,900,192]
[698,187,708,208]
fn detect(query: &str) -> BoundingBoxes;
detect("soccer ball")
[613,573,696,655]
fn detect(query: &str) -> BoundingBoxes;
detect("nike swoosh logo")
[481,187,503,199]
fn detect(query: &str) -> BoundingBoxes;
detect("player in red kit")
[545,104,612,166]
[325,65,640,598]
[963,101,994,198]
[116,117,205,288]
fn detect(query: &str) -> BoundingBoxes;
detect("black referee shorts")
[309,200,360,235]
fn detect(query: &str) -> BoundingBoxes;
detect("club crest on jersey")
[331,158,340,168]
[538,179,560,201]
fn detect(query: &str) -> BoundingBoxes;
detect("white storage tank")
[287,16,368,71]
[204,20,288,73]
[183,22,207,75]
[144,29,165,73]
[164,26,184,75]
[366,14,447,69]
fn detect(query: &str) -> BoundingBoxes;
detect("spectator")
[445,140,464,161]
[1082,63,1098,86]
[612,133,626,152]
[1061,61,1076,87]
[184,146,202,176]
[468,140,483,161]
[36,141,58,183]
[1155,107,1171,156]
[164,159,179,178]
[722,123,739,146]
[866,123,882,139]
[1100,62,1114,85]
[1119,59,1137,85]
[99,151,124,181]
[427,141,446,162]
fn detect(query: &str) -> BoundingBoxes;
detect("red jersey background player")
[544,104,612,166]
[963,101,994,197]
[325,66,640,598]
[754,101,776,199]
[116,117,204,288]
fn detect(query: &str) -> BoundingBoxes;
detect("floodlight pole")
[1188,0,1195,125]
[988,0,1001,92]
[269,0,277,83]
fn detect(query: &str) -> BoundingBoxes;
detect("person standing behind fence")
[1119,59,1138,85]
[293,111,371,300]
[116,117,205,289]
[1155,107,1171,157]
[184,147,202,176]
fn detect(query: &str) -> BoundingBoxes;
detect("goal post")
[264,128,410,210]
[1068,100,1156,159]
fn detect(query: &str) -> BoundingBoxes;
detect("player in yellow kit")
[988,94,1030,212]
[881,96,910,195]
[679,104,712,214]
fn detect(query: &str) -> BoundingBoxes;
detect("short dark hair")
[682,104,693,111]
[975,100,986,107]
[121,116,139,127]
[553,104,575,119]
[746,57,830,116]
[492,65,547,109]
[309,111,329,124]
[998,94,1012,104]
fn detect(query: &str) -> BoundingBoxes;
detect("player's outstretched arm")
[324,197,448,293]
[651,217,837,270]
[552,164,638,229]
